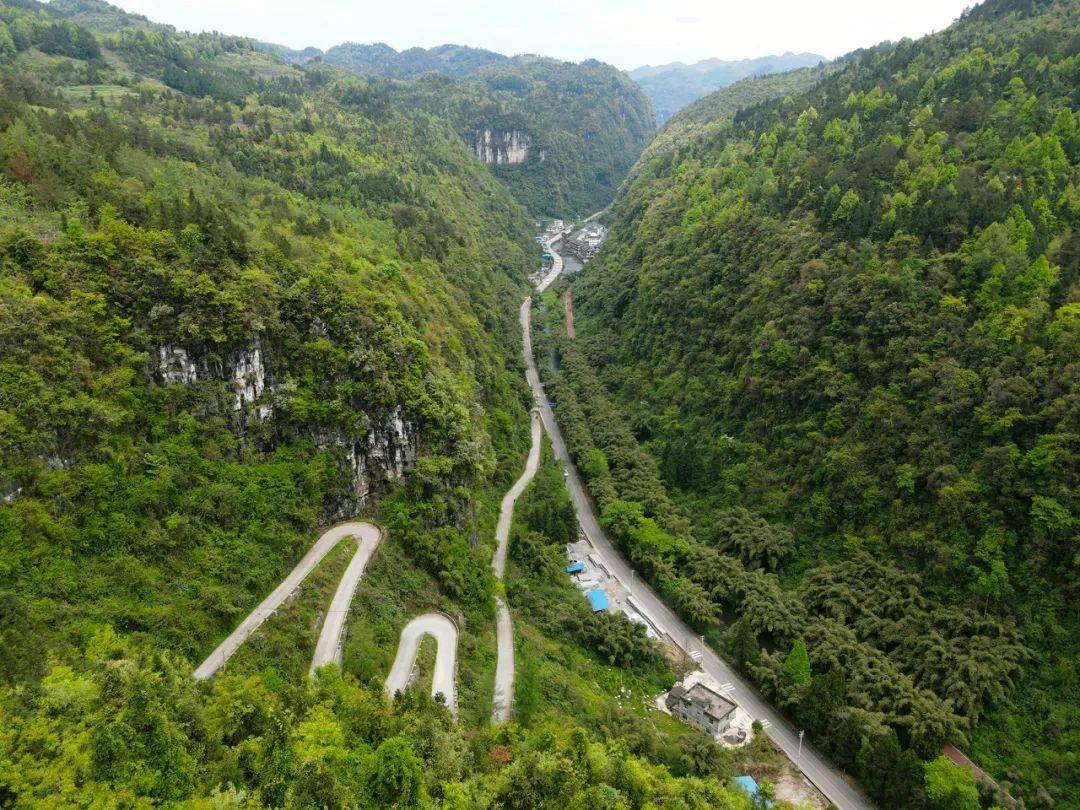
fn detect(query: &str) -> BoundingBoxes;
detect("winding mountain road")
[491,409,543,723]
[194,521,381,681]
[492,410,543,581]
[526,240,873,810]
[310,523,383,675]
[192,225,870,810]
[385,613,458,715]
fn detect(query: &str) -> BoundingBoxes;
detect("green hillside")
[463,57,654,218]
[563,0,1079,805]
[0,1,755,805]
[636,61,843,173]
[256,40,657,217]
[0,0,532,697]
[629,52,826,124]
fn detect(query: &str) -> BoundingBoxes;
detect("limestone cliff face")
[154,340,419,517]
[472,128,538,165]
[313,406,419,520]
[156,340,273,424]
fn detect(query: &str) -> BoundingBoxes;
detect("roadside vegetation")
[506,438,811,801]
[225,535,359,684]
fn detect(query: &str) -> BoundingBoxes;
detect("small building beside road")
[586,588,610,612]
[666,681,737,735]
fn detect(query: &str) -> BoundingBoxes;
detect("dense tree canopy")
[0,2,754,806]
[547,0,1078,805]
[254,38,656,217]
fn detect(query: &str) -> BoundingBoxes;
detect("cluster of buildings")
[564,534,664,638]
[536,218,571,245]
[561,222,607,262]
[562,535,756,749]
[563,559,609,612]
[558,515,796,806]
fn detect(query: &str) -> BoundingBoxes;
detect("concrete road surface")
[309,523,383,675]
[536,237,563,293]
[492,597,515,723]
[490,409,543,722]
[522,244,873,810]
[194,522,379,681]
[385,612,458,716]
[492,410,542,580]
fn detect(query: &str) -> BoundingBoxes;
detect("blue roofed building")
[732,775,770,805]
[566,561,585,574]
[586,588,610,612]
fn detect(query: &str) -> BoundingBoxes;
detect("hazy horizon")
[103,0,976,70]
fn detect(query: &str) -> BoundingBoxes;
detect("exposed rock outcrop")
[155,339,273,424]
[315,406,419,519]
[157,346,199,386]
[473,129,536,165]
[154,339,419,518]
[228,341,272,421]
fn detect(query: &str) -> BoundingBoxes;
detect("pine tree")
[781,637,812,686]
[726,617,761,670]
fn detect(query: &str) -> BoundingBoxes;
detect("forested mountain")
[629,52,826,123]
[635,61,843,181]
[256,40,323,66]
[560,0,1079,805]
[254,39,656,216]
[462,57,653,217]
[260,41,509,77]
[322,42,508,79]
[0,1,758,805]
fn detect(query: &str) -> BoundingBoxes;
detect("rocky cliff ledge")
[155,340,418,517]
[473,128,539,164]
[157,340,273,423]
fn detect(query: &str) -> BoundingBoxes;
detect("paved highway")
[194,521,380,681]
[490,409,543,722]
[385,613,458,716]
[309,523,383,675]
[523,242,873,810]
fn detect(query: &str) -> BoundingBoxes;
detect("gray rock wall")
[155,340,419,517]
[473,128,536,165]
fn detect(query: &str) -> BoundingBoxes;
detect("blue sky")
[109,0,977,69]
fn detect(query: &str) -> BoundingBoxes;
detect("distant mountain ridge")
[254,40,655,217]
[629,51,825,122]
[325,42,508,78]
[258,40,510,78]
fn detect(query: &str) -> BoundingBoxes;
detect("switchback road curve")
[385,612,459,716]
[193,522,381,681]
[491,409,542,723]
